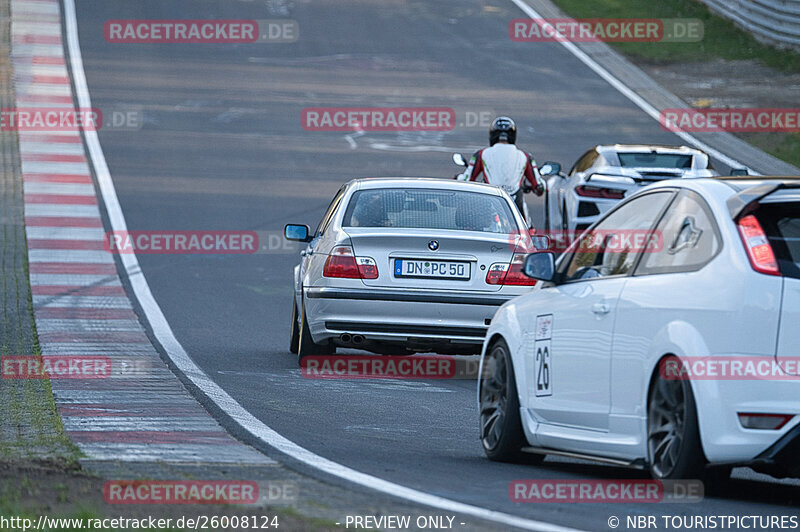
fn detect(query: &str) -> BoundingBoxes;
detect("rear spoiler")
[726,181,800,219]
[585,173,646,185]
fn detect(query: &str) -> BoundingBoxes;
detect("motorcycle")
[452,152,533,228]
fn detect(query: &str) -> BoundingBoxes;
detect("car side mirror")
[452,153,468,167]
[523,252,557,282]
[284,224,311,242]
[730,168,750,176]
[540,161,562,177]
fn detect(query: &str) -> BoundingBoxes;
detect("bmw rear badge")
[428,240,439,251]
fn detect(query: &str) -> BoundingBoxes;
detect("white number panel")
[534,314,552,397]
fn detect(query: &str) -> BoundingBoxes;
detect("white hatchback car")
[479,177,800,481]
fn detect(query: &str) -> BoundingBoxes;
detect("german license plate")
[393,259,469,279]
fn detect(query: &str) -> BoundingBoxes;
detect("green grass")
[739,132,800,168]
[0,225,81,463]
[550,0,800,72]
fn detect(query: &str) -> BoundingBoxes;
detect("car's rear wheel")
[479,339,540,463]
[297,297,334,363]
[647,369,705,480]
[289,296,300,354]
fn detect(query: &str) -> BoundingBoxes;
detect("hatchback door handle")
[592,303,610,315]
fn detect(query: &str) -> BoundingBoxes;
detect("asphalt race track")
[74,0,798,529]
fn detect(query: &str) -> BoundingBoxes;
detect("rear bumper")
[570,195,618,230]
[304,286,518,351]
[751,423,800,478]
[305,287,514,306]
[692,375,800,465]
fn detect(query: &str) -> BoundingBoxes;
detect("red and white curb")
[10,0,272,464]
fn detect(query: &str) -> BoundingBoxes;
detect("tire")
[289,296,300,354]
[479,339,541,463]
[297,296,333,363]
[647,368,705,480]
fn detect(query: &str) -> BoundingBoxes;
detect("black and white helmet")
[489,116,516,146]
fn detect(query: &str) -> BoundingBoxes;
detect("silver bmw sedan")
[284,177,538,363]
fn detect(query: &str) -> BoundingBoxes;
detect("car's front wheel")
[297,297,334,363]
[647,367,705,480]
[479,339,541,463]
[289,296,300,354]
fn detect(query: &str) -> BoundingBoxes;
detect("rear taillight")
[737,215,779,276]
[575,185,626,200]
[486,253,536,286]
[738,413,793,430]
[323,246,378,279]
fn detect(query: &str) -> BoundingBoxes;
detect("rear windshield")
[618,153,693,169]
[755,203,800,280]
[342,188,516,234]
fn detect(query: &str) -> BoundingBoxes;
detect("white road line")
[508,0,757,174]
[62,1,584,530]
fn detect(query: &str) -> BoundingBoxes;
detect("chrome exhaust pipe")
[352,335,365,345]
[340,333,352,343]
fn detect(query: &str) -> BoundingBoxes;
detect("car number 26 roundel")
[534,314,552,397]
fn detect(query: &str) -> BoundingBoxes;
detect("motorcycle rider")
[456,116,545,224]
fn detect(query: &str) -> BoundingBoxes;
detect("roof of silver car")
[345,177,505,195]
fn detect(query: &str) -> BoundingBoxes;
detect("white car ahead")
[543,144,719,233]
[478,176,800,481]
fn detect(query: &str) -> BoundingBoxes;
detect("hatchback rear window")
[342,188,516,234]
[618,153,692,169]
[754,203,800,279]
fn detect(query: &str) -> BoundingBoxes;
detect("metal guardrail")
[701,0,800,50]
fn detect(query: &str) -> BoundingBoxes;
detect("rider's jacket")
[458,143,544,196]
